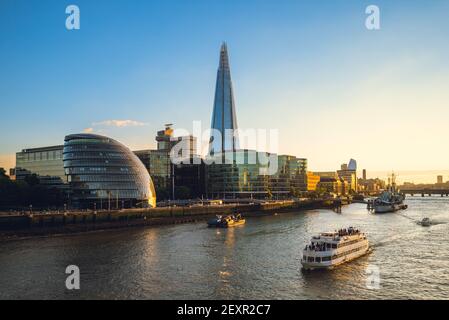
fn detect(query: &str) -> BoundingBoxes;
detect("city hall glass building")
[63,134,156,208]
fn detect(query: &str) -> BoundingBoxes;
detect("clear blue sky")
[1,0,449,180]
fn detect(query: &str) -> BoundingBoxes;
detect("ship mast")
[391,172,397,192]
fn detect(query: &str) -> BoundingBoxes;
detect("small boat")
[301,227,370,270]
[420,217,431,227]
[207,214,245,228]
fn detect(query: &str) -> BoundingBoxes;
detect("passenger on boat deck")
[336,227,360,237]
[306,243,326,251]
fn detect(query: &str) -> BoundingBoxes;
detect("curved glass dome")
[63,133,156,208]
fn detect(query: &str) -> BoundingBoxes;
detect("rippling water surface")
[1,197,449,299]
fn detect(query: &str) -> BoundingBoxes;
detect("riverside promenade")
[0,198,348,240]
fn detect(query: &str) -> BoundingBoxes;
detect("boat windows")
[307,257,314,262]
[337,238,365,248]
[331,244,337,249]
[315,257,321,263]
[322,256,331,262]
[331,244,368,260]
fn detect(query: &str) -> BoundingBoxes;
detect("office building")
[337,169,357,193]
[206,150,309,198]
[306,171,320,191]
[134,124,199,200]
[173,155,206,199]
[15,145,66,186]
[315,171,339,179]
[357,177,385,193]
[348,159,357,171]
[209,43,239,155]
[318,177,349,195]
[204,44,311,198]
[155,124,197,156]
[206,150,269,198]
[338,159,358,192]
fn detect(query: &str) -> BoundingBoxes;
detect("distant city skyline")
[1,0,449,182]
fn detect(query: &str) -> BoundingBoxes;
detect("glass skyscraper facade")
[15,145,66,186]
[63,134,156,208]
[209,43,239,155]
[134,124,199,200]
[205,44,310,199]
[206,150,309,198]
[206,150,269,198]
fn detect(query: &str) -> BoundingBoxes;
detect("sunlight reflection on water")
[0,197,448,299]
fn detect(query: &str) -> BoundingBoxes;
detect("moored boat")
[373,173,406,214]
[301,227,370,270]
[207,214,245,228]
[419,217,431,227]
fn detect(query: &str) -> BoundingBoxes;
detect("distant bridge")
[401,189,449,197]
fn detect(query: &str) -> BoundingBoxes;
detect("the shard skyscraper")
[209,43,239,155]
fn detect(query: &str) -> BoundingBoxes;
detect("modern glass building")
[206,150,269,198]
[15,145,66,186]
[205,150,309,199]
[134,149,171,194]
[348,158,357,171]
[203,43,313,199]
[134,124,199,200]
[338,160,358,192]
[63,134,156,208]
[209,43,239,155]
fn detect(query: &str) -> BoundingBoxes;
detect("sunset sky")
[1,0,449,183]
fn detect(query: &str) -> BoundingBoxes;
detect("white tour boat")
[301,227,370,270]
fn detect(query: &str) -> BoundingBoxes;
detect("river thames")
[1,197,448,300]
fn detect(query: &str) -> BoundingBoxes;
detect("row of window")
[310,242,339,249]
[63,145,120,152]
[64,167,132,174]
[64,159,135,167]
[310,238,365,250]
[18,151,63,161]
[69,174,143,182]
[71,182,143,190]
[331,244,368,260]
[337,238,366,249]
[65,138,111,145]
[63,152,130,160]
[304,244,368,263]
[306,256,333,263]
[72,189,149,198]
